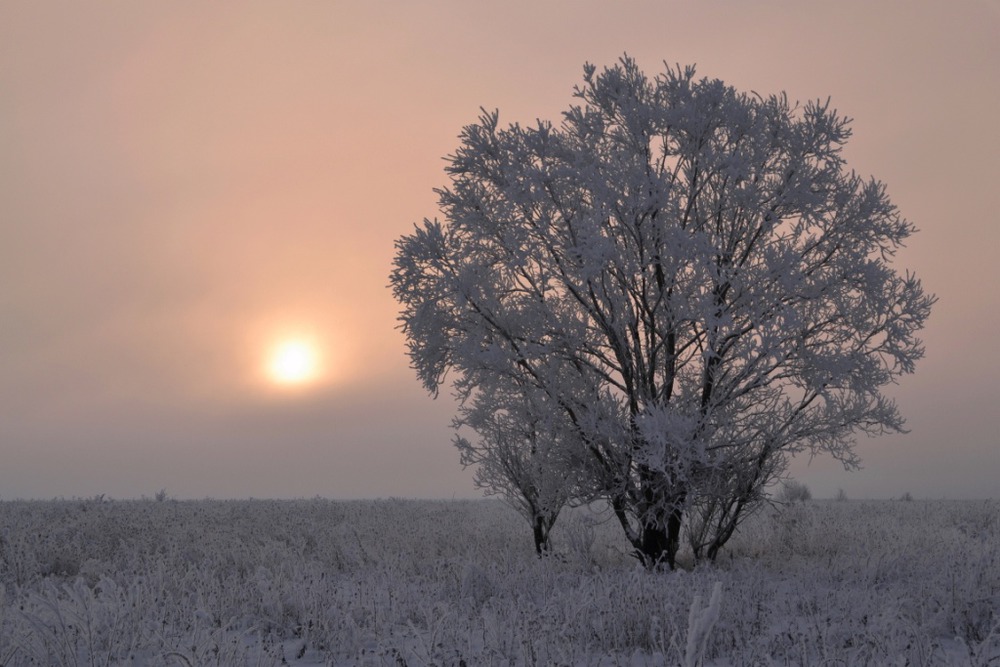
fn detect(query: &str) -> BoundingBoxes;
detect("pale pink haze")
[1,1,996,499]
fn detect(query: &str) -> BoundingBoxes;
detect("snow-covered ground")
[0,497,996,665]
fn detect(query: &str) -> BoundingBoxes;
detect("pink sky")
[1,1,997,499]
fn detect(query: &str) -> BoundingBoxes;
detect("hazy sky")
[1,1,997,500]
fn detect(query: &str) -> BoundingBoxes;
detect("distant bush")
[835,488,849,502]
[899,491,914,502]
[777,480,812,503]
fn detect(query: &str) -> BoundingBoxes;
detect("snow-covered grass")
[0,497,997,665]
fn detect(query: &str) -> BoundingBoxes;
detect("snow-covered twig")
[685,581,723,667]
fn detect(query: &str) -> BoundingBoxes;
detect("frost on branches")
[390,57,934,569]
[452,374,582,555]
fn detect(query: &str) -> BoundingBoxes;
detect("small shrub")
[899,491,914,502]
[777,480,812,503]
[835,488,848,502]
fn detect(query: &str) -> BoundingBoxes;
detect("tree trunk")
[633,461,686,569]
[532,515,550,556]
[666,503,683,568]
[635,503,683,569]
[639,522,670,568]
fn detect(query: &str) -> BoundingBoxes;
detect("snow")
[0,497,996,665]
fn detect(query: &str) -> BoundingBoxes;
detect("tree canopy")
[391,57,934,568]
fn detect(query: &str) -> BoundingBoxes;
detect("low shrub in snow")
[776,479,812,504]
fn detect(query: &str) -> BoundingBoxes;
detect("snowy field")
[0,497,997,666]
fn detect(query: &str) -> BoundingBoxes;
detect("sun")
[266,338,321,386]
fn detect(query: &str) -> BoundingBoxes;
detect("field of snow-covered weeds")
[0,497,997,666]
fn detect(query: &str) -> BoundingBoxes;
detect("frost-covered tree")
[453,374,579,555]
[390,57,933,568]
